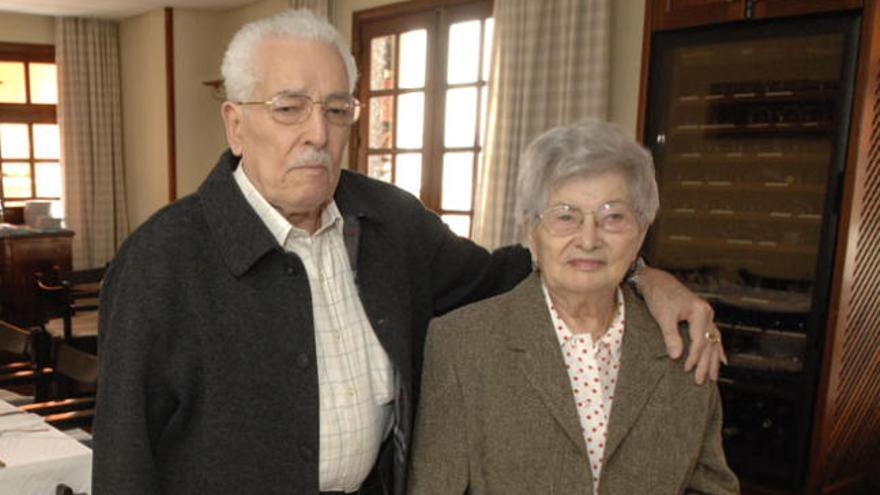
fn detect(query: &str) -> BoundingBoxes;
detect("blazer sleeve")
[685,386,740,495]
[92,247,174,495]
[407,318,470,495]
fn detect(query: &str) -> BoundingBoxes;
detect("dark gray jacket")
[93,150,530,495]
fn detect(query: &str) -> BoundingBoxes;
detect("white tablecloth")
[0,399,91,495]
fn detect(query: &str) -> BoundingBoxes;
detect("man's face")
[222,38,351,229]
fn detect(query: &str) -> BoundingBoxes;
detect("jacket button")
[295,353,310,369]
[299,445,315,462]
[284,264,297,276]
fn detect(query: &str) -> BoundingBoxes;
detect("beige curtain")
[289,0,329,17]
[472,0,610,249]
[56,17,128,269]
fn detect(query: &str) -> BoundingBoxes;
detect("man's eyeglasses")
[236,92,361,126]
[538,202,640,236]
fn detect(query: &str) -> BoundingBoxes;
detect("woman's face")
[528,171,647,301]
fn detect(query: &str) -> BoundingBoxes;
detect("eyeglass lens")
[270,94,360,126]
[541,203,637,235]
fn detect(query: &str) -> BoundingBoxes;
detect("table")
[0,226,74,327]
[0,399,91,494]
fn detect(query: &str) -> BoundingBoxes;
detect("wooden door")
[651,0,746,31]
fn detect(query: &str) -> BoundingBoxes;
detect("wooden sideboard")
[0,228,73,327]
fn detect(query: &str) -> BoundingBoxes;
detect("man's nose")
[302,104,329,148]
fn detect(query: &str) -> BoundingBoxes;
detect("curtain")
[289,0,329,18]
[56,17,128,269]
[472,0,610,249]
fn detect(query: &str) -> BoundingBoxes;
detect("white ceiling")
[0,0,260,19]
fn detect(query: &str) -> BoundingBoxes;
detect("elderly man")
[93,9,723,495]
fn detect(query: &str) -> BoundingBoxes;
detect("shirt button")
[295,353,310,369]
[299,445,315,462]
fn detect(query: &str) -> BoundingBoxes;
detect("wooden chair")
[0,320,52,401]
[0,322,97,430]
[35,266,105,350]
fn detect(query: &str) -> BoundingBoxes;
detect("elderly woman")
[407,121,739,495]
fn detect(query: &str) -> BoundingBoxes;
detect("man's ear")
[221,101,245,156]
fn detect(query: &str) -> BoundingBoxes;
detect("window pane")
[399,29,426,89]
[441,214,471,238]
[29,63,57,104]
[35,162,61,197]
[448,20,481,84]
[2,162,32,198]
[395,152,422,198]
[367,154,392,183]
[479,86,489,145]
[396,92,424,149]
[33,124,60,159]
[0,124,30,159]
[442,152,473,211]
[482,18,494,82]
[370,35,396,90]
[444,87,477,147]
[0,62,26,103]
[369,96,394,149]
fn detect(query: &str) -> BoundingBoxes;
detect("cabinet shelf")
[663,209,823,224]
[664,181,825,195]
[659,235,817,256]
[671,121,833,136]
[666,151,828,165]
[675,89,834,105]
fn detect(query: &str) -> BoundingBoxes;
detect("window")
[0,43,60,213]
[352,0,493,237]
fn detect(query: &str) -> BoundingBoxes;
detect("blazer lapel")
[602,287,669,462]
[506,273,587,456]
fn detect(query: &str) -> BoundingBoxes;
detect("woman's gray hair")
[221,9,358,101]
[515,119,659,229]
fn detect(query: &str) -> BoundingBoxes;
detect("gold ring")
[705,330,721,344]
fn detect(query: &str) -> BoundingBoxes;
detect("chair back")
[35,266,106,346]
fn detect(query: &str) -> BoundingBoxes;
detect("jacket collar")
[504,272,669,462]
[198,150,382,277]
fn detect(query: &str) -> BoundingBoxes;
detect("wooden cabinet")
[639,1,880,494]
[651,0,863,31]
[0,229,73,328]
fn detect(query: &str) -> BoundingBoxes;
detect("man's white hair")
[221,9,358,101]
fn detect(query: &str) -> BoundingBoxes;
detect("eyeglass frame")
[536,201,643,237]
[235,91,362,127]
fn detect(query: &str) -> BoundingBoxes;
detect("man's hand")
[636,265,727,384]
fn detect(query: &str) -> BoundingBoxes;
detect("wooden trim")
[636,0,654,143]
[0,42,54,62]
[753,0,863,19]
[164,7,177,202]
[354,0,489,24]
[0,104,55,123]
[808,1,879,493]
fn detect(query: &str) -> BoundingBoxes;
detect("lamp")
[203,79,225,101]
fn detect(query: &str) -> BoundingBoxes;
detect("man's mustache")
[289,149,333,170]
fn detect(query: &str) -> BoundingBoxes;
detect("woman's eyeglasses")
[538,202,640,236]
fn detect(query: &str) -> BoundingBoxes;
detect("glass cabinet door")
[643,14,859,488]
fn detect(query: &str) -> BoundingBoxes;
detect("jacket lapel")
[505,273,587,456]
[602,287,669,462]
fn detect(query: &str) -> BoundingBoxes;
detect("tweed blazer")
[408,272,739,495]
[93,150,531,495]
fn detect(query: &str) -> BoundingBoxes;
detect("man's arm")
[635,265,727,384]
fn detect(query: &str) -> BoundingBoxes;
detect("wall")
[609,0,646,137]
[119,9,169,230]
[0,11,54,44]
[173,9,228,197]
[172,0,290,198]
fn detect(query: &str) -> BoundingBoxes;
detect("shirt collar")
[233,161,343,246]
[543,284,626,360]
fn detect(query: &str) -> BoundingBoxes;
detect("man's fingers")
[660,316,684,360]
